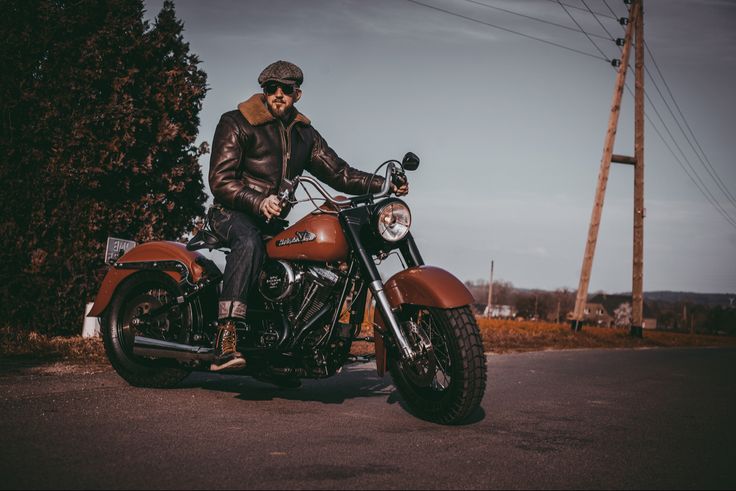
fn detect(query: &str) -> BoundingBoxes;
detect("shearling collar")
[238,93,311,127]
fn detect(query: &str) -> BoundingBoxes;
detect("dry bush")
[0,327,106,364]
[477,318,736,353]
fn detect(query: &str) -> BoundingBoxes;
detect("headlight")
[375,200,411,242]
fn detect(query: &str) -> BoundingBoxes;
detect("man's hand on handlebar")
[259,195,282,220]
[391,172,409,196]
[391,182,409,196]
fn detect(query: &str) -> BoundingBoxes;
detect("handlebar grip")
[392,172,408,188]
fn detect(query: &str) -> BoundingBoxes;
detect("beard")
[267,100,293,120]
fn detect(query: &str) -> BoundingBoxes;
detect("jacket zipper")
[278,120,297,185]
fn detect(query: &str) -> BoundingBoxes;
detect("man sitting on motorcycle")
[207,60,408,372]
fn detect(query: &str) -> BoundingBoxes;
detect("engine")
[259,260,342,330]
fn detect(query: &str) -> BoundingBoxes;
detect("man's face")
[263,82,302,120]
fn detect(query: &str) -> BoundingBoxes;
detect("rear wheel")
[101,271,193,388]
[389,306,486,424]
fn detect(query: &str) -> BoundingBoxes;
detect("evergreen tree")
[0,0,208,334]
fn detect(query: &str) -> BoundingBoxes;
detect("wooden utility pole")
[571,2,638,332]
[485,260,494,318]
[630,0,645,338]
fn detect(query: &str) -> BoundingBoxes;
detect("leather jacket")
[209,93,385,217]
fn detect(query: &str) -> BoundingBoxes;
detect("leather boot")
[210,320,246,372]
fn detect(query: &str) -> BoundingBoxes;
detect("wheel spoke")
[405,309,453,393]
[430,349,451,387]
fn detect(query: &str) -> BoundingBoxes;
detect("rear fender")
[373,266,474,376]
[88,241,212,317]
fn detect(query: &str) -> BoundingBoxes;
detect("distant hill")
[636,291,734,307]
[592,291,735,308]
[510,288,735,308]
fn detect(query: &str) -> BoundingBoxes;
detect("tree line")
[0,0,208,334]
[465,280,736,335]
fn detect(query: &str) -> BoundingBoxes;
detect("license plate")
[104,236,137,264]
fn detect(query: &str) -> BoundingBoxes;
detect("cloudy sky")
[144,0,736,294]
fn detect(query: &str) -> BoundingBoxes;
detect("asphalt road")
[1,347,735,490]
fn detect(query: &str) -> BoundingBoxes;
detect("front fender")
[373,266,474,376]
[382,265,474,309]
[87,241,209,317]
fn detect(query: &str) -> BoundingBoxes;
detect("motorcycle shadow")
[177,364,397,405]
[177,366,487,424]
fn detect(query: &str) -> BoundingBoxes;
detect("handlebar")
[288,160,401,207]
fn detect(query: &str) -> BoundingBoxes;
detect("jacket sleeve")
[306,129,385,195]
[208,113,265,216]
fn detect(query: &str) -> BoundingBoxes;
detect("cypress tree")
[0,0,208,334]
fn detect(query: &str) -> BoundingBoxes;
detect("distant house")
[483,304,516,319]
[582,302,613,327]
[588,293,656,328]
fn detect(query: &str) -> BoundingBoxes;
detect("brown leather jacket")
[209,94,385,217]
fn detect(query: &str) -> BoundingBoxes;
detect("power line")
[601,0,736,212]
[556,1,611,62]
[406,0,736,228]
[580,0,617,40]
[461,0,612,42]
[602,0,619,19]
[578,1,736,228]
[641,57,736,213]
[405,0,608,62]
[644,91,736,228]
[624,82,736,229]
[643,41,736,210]
[544,0,617,20]
[645,112,736,229]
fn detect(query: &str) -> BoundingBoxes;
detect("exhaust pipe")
[133,336,214,362]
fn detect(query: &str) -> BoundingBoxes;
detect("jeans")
[209,205,266,320]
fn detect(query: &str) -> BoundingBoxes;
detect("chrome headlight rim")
[373,199,412,243]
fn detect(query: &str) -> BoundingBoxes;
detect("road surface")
[1,347,734,489]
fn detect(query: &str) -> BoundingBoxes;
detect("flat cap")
[258,60,304,87]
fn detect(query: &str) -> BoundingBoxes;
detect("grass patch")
[352,316,736,356]
[476,318,736,353]
[0,327,107,365]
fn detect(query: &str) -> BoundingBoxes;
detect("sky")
[143,0,736,294]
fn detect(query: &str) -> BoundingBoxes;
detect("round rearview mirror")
[402,152,420,171]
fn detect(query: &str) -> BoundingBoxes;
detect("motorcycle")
[88,153,487,424]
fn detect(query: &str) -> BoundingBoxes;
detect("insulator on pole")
[611,59,622,67]
[619,17,629,25]
[616,38,626,47]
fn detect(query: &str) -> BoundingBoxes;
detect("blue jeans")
[209,205,266,320]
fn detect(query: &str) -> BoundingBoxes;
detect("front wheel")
[388,306,486,424]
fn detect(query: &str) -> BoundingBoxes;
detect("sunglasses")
[263,82,297,96]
